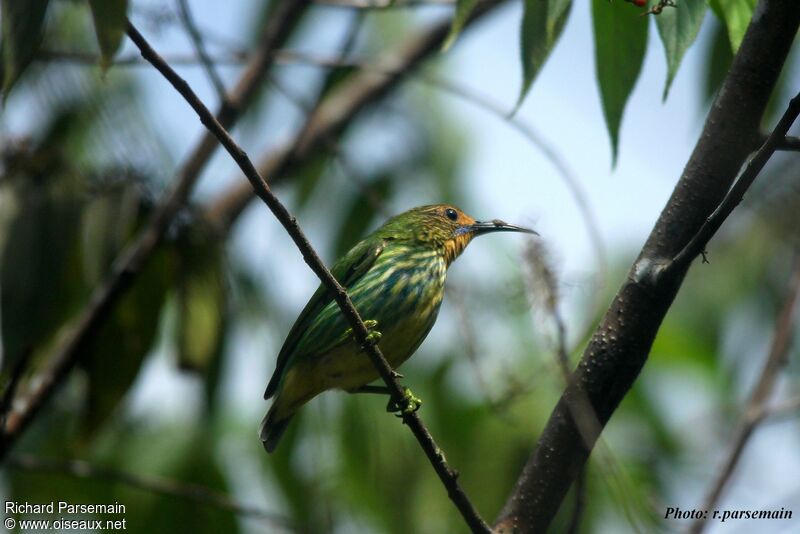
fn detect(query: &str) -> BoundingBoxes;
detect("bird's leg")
[386,387,423,417]
[359,320,382,347]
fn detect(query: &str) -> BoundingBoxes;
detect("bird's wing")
[264,237,386,399]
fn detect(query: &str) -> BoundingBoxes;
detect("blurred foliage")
[1,1,799,534]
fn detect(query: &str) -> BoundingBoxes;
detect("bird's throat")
[442,233,473,266]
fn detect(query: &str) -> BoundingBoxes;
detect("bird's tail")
[259,401,293,454]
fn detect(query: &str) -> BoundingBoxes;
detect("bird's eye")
[445,208,458,221]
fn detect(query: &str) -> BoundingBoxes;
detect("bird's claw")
[386,387,422,417]
[361,320,382,348]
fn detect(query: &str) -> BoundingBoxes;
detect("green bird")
[260,204,536,452]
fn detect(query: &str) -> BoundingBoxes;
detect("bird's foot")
[386,387,423,417]
[361,320,382,347]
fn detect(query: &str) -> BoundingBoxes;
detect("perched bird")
[260,204,536,452]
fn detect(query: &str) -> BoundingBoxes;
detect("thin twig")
[764,395,800,423]
[6,454,294,530]
[667,92,800,275]
[0,0,311,462]
[567,467,587,534]
[124,22,490,533]
[689,252,800,534]
[265,12,388,214]
[0,348,31,434]
[776,135,800,151]
[266,75,388,214]
[762,134,800,152]
[175,0,227,99]
[206,0,508,232]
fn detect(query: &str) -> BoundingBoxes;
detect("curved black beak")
[470,219,538,236]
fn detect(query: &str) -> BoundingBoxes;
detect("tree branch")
[688,251,800,534]
[175,0,227,99]
[666,91,800,276]
[766,134,800,151]
[0,0,311,460]
[124,21,490,533]
[493,1,800,531]
[205,0,508,232]
[6,454,294,530]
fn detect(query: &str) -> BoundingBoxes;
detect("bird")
[260,204,536,453]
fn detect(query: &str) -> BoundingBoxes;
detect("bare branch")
[0,0,311,461]
[764,395,800,422]
[494,2,800,531]
[763,133,800,151]
[689,252,800,534]
[777,135,800,151]
[205,1,508,232]
[7,454,294,530]
[175,0,227,99]
[124,21,490,533]
[665,91,800,276]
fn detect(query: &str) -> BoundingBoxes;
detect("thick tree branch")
[124,22,490,533]
[494,1,800,531]
[6,454,294,529]
[689,252,800,534]
[0,0,310,460]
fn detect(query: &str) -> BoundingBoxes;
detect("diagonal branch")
[0,0,311,460]
[494,1,800,531]
[205,0,508,232]
[7,454,295,530]
[124,21,490,533]
[666,91,800,276]
[176,0,227,99]
[688,251,800,534]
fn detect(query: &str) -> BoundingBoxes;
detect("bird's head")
[379,204,537,265]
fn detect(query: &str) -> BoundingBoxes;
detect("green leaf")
[1,183,84,375]
[1,0,51,96]
[654,0,706,99]
[175,238,226,374]
[592,0,649,164]
[87,0,129,70]
[442,0,479,51]
[709,0,756,52]
[81,183,140,285]
[517,0,572,108]
[80,247,172,438]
